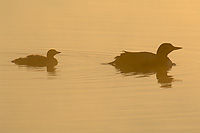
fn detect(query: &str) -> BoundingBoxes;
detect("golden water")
[1,0,200,133]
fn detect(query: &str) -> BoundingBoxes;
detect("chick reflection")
[12,49,61,73]
[108,43,182,88]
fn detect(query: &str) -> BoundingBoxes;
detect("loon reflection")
[108,43,182,88]
[12,49,61,72]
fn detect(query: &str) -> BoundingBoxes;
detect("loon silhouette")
[109,43,182,71]
[12,49,61,67]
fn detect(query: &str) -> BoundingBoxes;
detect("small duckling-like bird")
[12,49,61,67]
[109,43,182,70]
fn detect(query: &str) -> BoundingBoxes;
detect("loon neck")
[156,52,169,58]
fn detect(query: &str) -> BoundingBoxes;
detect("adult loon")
[12,49,61,67]
[109,43,182,70]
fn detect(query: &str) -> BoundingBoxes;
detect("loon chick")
[109,43,182,69]
[12,49,61,67]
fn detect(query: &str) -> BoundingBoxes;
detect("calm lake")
[1,0,200,133]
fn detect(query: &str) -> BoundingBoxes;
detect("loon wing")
[112,51,157,67]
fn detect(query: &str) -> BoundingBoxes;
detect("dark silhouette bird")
[109,43,182,72]
[12,49,61,67]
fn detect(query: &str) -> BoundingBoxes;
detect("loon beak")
[57,51,61,54]
[173,46,182,50]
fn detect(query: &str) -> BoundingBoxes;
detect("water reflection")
[16,65,58,75]
[113,64,176,88]
[156,70,174,88]
[47,66,56,73]
[47,66,58,76]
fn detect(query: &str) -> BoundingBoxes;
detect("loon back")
[110,51,171,67]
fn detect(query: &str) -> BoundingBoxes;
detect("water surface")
[1,0,200,133]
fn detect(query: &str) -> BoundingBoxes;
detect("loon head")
[47,49,61,58]
[156,43,182,57]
